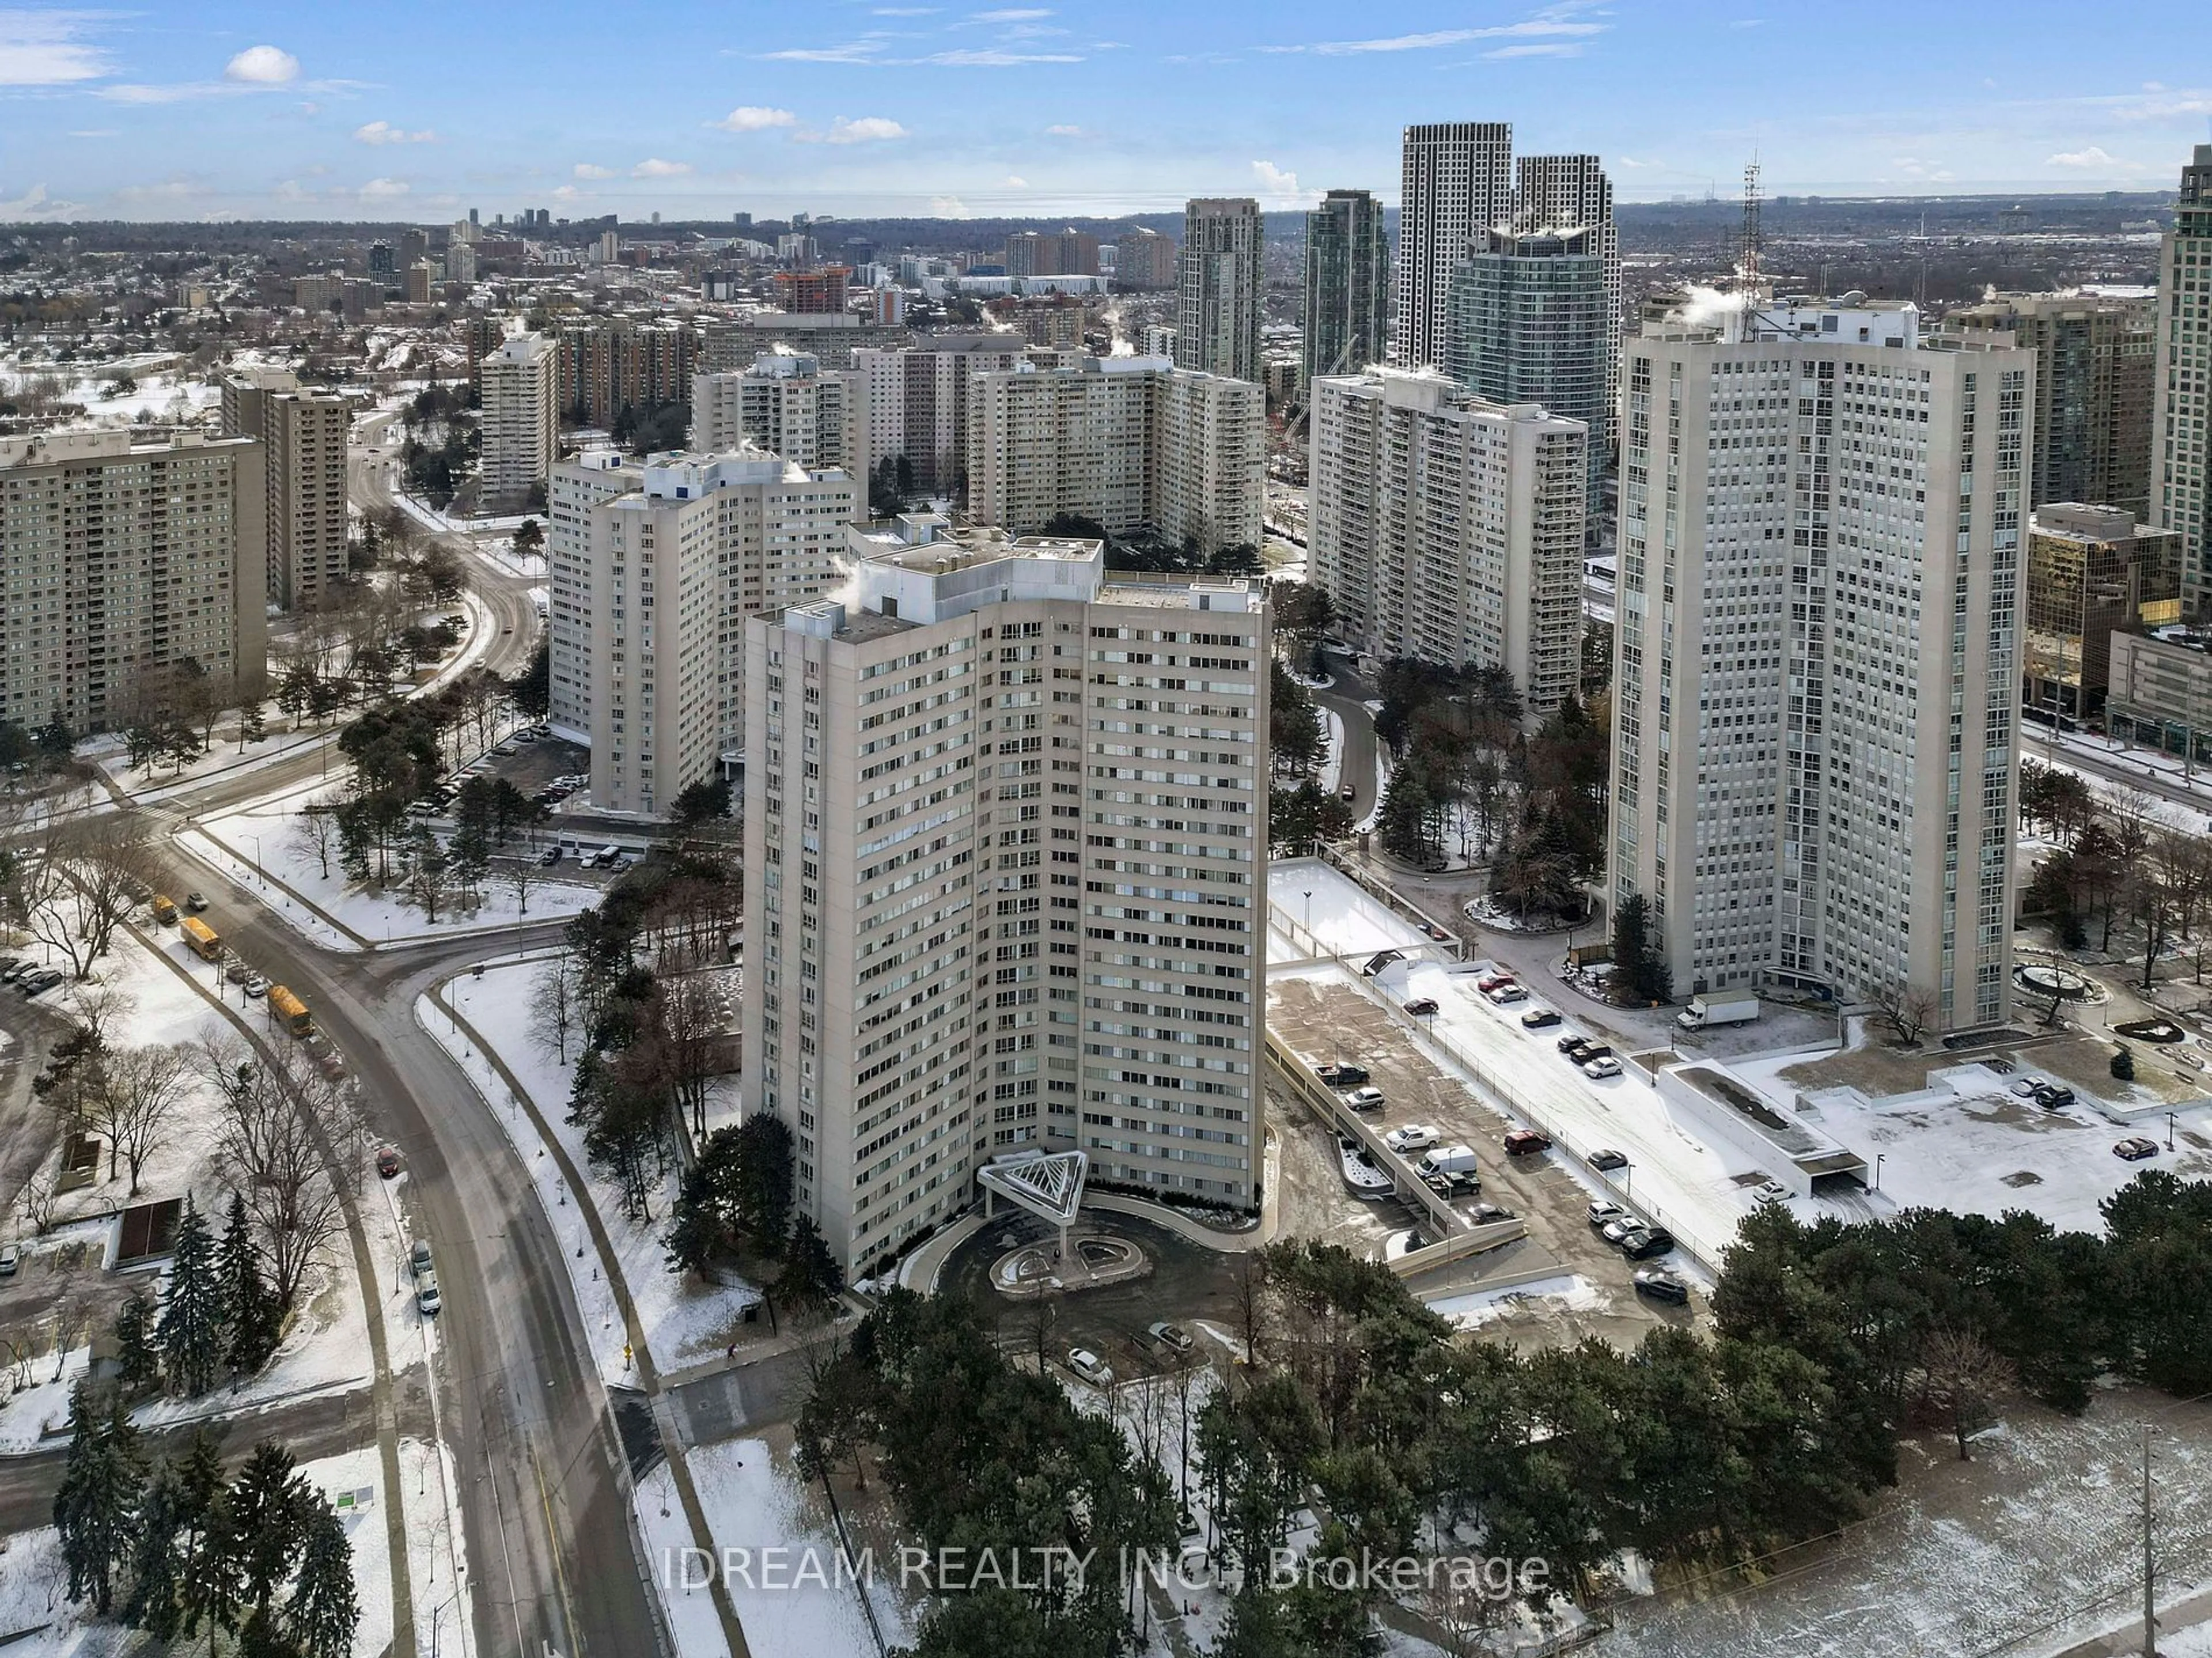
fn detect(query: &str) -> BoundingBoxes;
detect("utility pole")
[2142,1421,2158,1658]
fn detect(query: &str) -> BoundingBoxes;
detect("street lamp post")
[2169,1111,2177,1153]
[248,834,263,883]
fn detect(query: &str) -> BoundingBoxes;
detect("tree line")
[797,1175,2212,1655]
[54,1403,357,1658]
[2020,759,2212,990]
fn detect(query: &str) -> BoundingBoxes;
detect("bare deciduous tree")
[290,797,342,881]
[211,1041,350,1314]
[13,1171,58,1236]
[531,955,582,1065]
[1920,1326,2015,1461]
[504,851,539,917]
[655,970,728,1140]
[1866,979,1940,1047]
[94,1043,194,1195]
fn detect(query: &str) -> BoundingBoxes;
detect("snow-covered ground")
[636,1459,730,1658]
[421,957,761,1386]
[2028,723,2212,815]
[1268,857,1433,964]
[4,363,220,426]
[185,777,601,952]
[390,493,540,538]
[681,1437,923,1657]
[0,920,378,1451]
[467,533,547,580]
[1731,1036,2212,1236]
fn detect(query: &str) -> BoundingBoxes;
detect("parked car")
[1469,1202,1517,1225]
[1344,1087,1386,1113]
[0,959,27,982]
[1503,1129,1554,1156]
[1423,922,1453,942]
[1558,1032,1591,1055]
[0,1242,19,1277]
[1600,1217,1645,1247]
[1339,782,1356,802]
[2033,1082,2077,1109]
[539,846,563,866]
[21,968,65,996]
[415,1273,443,1316]
[243,975,269,997]
[1476,971,1516,993]
[1403,998,1440,1017]
[226,961,253,984]
[1315,1063,1369,1088]
[1633,1269,1691,1305]
[1384,1124,1441,1154]
[2008,1077,2046,1099]
[409,1240,434,1278]
[1586,1147,1630,1172]
[1147,1321,1195,1354]
[1066,1347,1114,1387]
[1423,1169,1482,1197]
[376,1146,402,1179]
[1520,1006,1561,1029]
[1575,1043,1615,1065]
[1588,1200,1628,1229]
[1486,984,1529,1005]
[1621,1228,1676,1260]
[2114,1137,2161,1161]
[1581,1056,1623,1079]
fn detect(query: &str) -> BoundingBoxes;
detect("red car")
[1503,1129,1553,1156]
[1476,972,1516,993]
[376,1146,402,1179]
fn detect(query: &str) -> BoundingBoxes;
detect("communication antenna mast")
[1740,157,1763,315]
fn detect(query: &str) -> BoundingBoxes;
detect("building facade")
[2108,628,2212,763]
[742,523,1268,1272]
[1309,367,1586,714]
[1948,291,2157,520]
[853,338,1078,497]
[549,449,857,815]
[1301,188,1391,393]
[1512,153,1620,416]
[2021,503,2181,723]
[2153,145,2212,616]
[218,368,351,612]
[1176,198,1264,384]
[771,266,853,316]
[481,332,560,508]
[0,430,266,732]
[555,320,698,431]
[691,352,870,501]
[1396,122,1514,373]
[1443,226,1611,523]
[1607,298,2036,1032]
[965,359,1264,555]
[1115,228,1178,291]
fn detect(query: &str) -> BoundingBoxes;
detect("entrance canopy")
[978,1148,1089,1228]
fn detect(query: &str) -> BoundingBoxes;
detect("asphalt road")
[124,823,662,1655]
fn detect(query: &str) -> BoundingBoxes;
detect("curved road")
[146,838,663,1658]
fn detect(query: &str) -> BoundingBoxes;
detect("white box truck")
[1677,989,1760,1031]
[1415,1144,1480,1181]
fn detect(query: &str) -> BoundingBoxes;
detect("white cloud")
[574,162,618,179]
[113,179,201,203]
[1616,155,1658,169]
[552,184,584,201]
[796,115,908,145]
[354,120,437,145]
[930,194,969,216]
[1046,124,1085,137]
[224,45,298,85]
[922,48,1079,64]
[762,40,886,63]
[631,157,692,177]
[1004,175,1028,187]
[968,6,1052,18]
[710,105,797,133]
[1486,41,1582,58]
[68,128,119,139]
[0,183,80,218]
[874,6,939,12]
[1263,9,1606,55]
[358,177,411,200]
[2046,145,2121,168]
[1251,159,1315,208]
[0,11,109,85]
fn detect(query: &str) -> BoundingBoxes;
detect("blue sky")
[3,1,2210,222]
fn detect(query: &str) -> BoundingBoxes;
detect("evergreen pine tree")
[1376,766,1432,863]
[286,1495,359,1658]
[175,1430,240,1640]
[238,1604,300,1658]
[1611,893,1652,1002]
[52,1385,147,1615]
[221,1191,281,1375]
[228,1440,312,1618]
[779,1216,845,1308]
[113,1290,161,1399]
[157,1195,228,1395]
[124,1457,185,1637]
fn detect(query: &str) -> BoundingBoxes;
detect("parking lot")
[1267,967,1696,1350]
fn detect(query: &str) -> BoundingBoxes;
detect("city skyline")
[2,1,2210,221]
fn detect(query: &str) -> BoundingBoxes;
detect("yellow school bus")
[180,916,222,963]
[268,985,313,1037]
[150,895,178,925]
